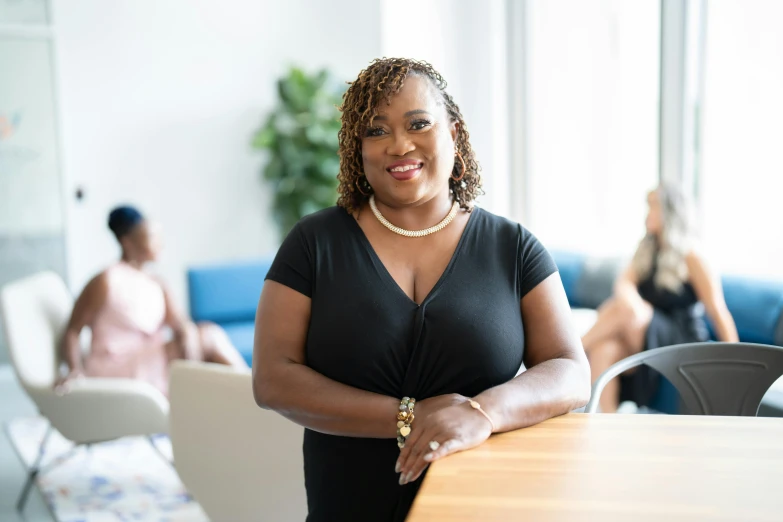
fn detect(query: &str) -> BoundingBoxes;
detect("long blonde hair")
[631,183,696,292]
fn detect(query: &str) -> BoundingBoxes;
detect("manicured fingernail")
[395,461,401,474]
[405,472,414,483]
[399,473,407,486]
[424,453,433,462]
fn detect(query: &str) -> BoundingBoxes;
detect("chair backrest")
[586,342,783,416]
[0,272,72,389]
[169,361,306,522]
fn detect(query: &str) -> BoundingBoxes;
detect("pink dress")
[84,262,170,396]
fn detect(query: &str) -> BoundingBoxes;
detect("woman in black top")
[581,184,738,413]
[252,58,591,521]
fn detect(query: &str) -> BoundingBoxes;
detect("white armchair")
[169,361,306,522]
[0,271,169,511]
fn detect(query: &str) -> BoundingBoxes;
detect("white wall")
[53,0,381,306]
[380,0,511,218]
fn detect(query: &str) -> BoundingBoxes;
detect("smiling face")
[360,75,458,208]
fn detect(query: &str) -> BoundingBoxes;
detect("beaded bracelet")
[396,396,416,449]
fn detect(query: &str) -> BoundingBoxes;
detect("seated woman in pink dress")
[56,206,247,396]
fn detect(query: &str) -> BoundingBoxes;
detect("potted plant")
[252,67,346,238]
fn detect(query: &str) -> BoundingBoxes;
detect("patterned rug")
[5,417,208,522]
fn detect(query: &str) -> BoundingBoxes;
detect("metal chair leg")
[16,430,169,513]
[16,425,52,512]
[147,435,175,468]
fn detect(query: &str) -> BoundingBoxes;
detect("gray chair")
[586,342,783,416]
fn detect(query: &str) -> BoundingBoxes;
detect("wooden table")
[407,414,783,522]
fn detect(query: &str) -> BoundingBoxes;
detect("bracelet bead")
[396,397,416,449]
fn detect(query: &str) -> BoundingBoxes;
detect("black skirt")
[619,305,709,407]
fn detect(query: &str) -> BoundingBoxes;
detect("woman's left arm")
[398,273,591,481]
[159,280,200,359]
[473,272,592,432]
[685,252,739,342]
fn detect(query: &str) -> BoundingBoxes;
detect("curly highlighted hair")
[336,58,482,213]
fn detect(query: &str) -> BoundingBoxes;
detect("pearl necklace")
[369,195,459,238]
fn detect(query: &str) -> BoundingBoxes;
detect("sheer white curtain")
[526,0,660,257]
[700,0,783,278]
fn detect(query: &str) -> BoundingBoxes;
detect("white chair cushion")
[1,271,71,388]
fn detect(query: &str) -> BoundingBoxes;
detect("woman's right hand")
[54,369,84,395]
[413,394,470,421]
[395,394,470,475]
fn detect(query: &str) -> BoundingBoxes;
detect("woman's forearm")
[254,360,400,439]
[474,356,590,433]
[60,329,84,373]
[171,320,199,359]
[614,279,644,307]
[712,308,739,343]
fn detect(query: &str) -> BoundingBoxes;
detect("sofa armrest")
[571,308,598,338]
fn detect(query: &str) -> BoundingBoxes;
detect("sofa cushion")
[714,276,783,345]
[574,257,623,310]
[550,251,585,307]
[776,312,783,346]
[188,260,272,324]
[219,322,256,366]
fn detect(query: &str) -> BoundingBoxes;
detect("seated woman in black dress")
[252,58,591,522]
[581,183,739,413]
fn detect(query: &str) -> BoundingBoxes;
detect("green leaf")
[277,177,296,195]
[263,156,284,182]
[253,65,346,239]
[252,124,277,149]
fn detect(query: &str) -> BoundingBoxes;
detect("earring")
[355,176,372,196]
[451,152,466,182]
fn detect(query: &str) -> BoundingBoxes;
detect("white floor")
[0,365,55,522]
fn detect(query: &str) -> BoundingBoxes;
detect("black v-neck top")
[265,205,557,522]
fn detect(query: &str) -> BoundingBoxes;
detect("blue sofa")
[188,259,273,366]
[187,253,783,412]
[552,251,783,414]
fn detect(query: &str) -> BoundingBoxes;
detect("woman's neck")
[121,254,144,270]
[372,191,457,231]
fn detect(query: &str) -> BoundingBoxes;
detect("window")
[699,0,783,278]
[526,0,661,257]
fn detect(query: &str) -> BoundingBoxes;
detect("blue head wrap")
[108,205,144,240]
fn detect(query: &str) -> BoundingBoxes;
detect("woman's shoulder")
[100,263,164,293]
[683,245,712,275]
[92,265,122,286]
[470,206,535,242]
[276,207,355,259]
[469,207,557,293]
[292,206,352,236]
[77,269,113,305]
[101,262,140,283]
[469,207,554,268]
